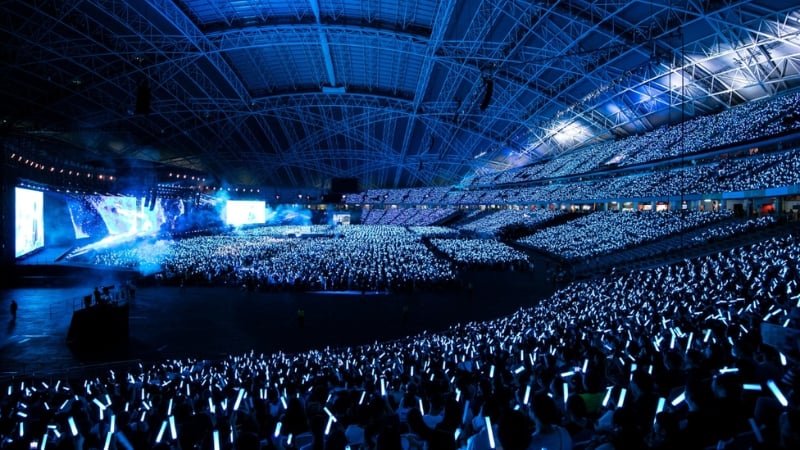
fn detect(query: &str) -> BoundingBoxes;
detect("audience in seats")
[89,225,458,293]
[517,210,732,261]
[5,230,800,449]
[456,209,562,237]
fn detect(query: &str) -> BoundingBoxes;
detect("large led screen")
[67,194,185,239]
[333,213,351,225]
[224,200,266,226]
[15,187,45,257]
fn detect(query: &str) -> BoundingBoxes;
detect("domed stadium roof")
[2,0,800,189]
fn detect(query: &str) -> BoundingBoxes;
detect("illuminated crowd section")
[2,231,799,449]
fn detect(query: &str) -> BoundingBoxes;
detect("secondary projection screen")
[15,187,45,257]
[67,194,186,239]
[224,200,266,226]
[333,213,351,225]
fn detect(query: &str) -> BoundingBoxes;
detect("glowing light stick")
[169,415,177,440]
[654,398,666,423]
[485,417,495,449]
[68,417,78,436]
[155,420,167,443]
[103,431,112,450]
[233,388,245,411]
[766,380,788,407]
[671,391,685,406]
[602,387,613,408]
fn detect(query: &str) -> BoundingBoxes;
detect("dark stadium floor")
[0,262,557,377]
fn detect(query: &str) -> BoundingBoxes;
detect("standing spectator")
[9,299,17,321]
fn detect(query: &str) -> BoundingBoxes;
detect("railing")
[0,359,143,384]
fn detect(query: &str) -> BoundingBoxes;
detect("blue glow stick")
[485,417,495,449]
[602,387,613,408]
[68,417,78,436]
[654,398,666,423]
[234,388,245,411]
[103,431,112,450]
[671,391,685,406]
[155,420,167,443]
[169,415,177,440]
[766,380,788,407]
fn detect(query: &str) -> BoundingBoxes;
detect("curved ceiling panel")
[2,0,800,189]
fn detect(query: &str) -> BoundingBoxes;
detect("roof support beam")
[393,0,457,187]
[309,0,337,87]
[142,0,251,104]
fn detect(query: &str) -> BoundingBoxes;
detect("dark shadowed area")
[1,252,557,377]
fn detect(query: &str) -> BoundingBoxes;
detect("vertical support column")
[0,156,16,269]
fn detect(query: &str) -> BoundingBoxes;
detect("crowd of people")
[428,238,531,270]
[360,208,457,226]
[88,226,459,293]
[408,227,461,238]
[83,206,764,292]
[689,216,779,245]
[4,227,800,450]
[343,144,800,210]
[455,209,563,237]
[345,188,453,206]
[516,210,734,261]
[340,89,800,214]
[466,90,800,187]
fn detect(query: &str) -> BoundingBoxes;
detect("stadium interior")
[2,1,800,449]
